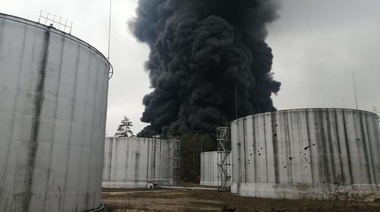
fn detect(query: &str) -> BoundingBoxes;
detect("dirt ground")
[101,186,380,212]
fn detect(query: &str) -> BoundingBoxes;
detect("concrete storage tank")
[200,151,218,186]
[231,108,380,199]
[0,13,110,211]
[102,137,171,188]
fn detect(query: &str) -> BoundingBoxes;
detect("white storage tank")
[0,13,110,211]
[102,137,171,188]
[200,151,218,186]
[231,108,380,199]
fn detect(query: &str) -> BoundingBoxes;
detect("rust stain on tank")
[23,26,51,211]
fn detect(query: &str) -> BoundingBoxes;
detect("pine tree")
[115,116,133,137]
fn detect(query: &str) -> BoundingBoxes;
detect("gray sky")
[1,0,379,135]
[268,0,380,114]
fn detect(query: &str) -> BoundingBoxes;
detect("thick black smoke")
[131,0,281,137]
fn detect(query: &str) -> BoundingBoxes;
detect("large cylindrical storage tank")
[231,108,380,199]
[200,151,218,186]
[102,137,171,188]
[0,13,109,211]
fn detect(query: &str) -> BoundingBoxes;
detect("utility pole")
[107,0,112,59]
[200,134,203,153]
[235,84,238,119]
[353,73,359,110]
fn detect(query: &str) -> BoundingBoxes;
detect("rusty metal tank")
[231,108,380,199]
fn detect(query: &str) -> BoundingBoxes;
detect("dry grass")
[102,187,380,212]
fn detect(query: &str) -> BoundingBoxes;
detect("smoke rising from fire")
[130,0,281,137]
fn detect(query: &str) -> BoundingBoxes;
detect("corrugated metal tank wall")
[102,137,171,188]
[200,151,218,186]
[0,14,109,211]
[231,108,380,199]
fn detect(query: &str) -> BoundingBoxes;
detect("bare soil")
[102,187,380,212]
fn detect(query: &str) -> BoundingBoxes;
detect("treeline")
[179,133,216,183]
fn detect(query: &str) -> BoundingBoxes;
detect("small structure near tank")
[231,108,380,199]
[217,127,232,190]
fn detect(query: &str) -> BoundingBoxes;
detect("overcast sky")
[1,0,379,135]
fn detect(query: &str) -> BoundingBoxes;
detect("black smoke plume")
[131,0,281,137]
